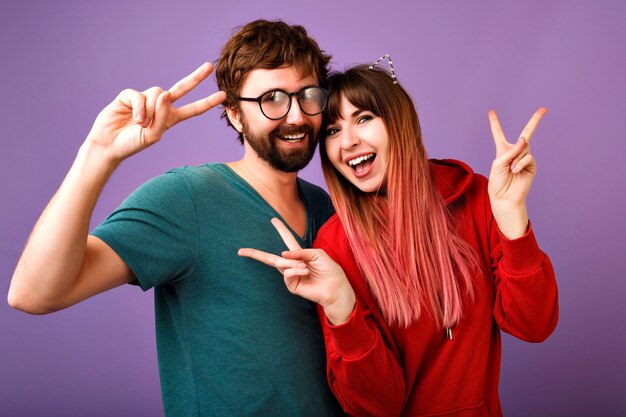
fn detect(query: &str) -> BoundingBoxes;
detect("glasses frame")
[238,86,328,121]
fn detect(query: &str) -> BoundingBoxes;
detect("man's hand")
[86,62,226,164]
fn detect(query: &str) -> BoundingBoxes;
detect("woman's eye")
[326,127,340,136]
[357,115,372,124]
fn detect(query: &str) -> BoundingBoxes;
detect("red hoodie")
[314,159,558,417]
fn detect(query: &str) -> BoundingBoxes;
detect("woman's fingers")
[518,107,547,144]
[281,248,322,263]
[270,218,302,251]
[489,108,547,157]
[284,268,310,280]
[495,135,529,168]
[238,248,306,270]
[488,110,508,155]
[512,152,536,174]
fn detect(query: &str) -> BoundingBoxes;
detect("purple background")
[1,1,625,416]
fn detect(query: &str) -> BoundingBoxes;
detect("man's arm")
[8,144,133,314]
[8,62,226,314]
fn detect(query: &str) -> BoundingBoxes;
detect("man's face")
[231,66,322,172]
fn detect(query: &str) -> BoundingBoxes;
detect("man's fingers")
[174,91,226,124]
[150,91,172,135]
[168,62,214,102]
[271,218,302,251]
[142,87,164,128]
[117,89,146,124]
[518,107,547,143]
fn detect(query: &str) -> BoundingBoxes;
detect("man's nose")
[285,96,305,125]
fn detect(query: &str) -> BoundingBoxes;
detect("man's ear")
[226,106,243,133]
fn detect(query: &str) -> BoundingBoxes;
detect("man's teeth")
[282,133,305,141]
[348,153,375,166]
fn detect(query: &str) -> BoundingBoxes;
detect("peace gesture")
[238,218,356,325]
[487,108,547,239]
[86,62,226,164]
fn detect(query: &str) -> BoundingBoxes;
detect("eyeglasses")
[238,86,328,120]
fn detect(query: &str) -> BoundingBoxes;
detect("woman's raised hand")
[86,62,226,164]
[487,108,547,239]
[238,218,356,325]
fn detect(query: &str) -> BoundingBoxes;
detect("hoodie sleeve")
[314,228,406,417]
[485,189,559,342]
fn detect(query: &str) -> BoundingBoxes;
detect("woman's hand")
[238,218,356,325]
[488,108,547,239]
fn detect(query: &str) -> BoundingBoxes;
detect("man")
[8,20,343,416]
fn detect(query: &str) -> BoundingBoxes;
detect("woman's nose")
[340,128,360,149]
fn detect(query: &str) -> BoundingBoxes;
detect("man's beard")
[241,115,319,173]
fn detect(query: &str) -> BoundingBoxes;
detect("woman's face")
[324,95,390,193]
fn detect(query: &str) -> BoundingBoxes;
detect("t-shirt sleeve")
[90,171,200,291]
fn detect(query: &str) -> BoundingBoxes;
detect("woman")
[239,63,558,417]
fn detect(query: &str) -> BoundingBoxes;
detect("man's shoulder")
[297,177,329,199]
[297,177,335,223]
[143,163,234,194]
[163,163,224,184]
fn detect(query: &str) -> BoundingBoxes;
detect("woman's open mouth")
[346,153,376,177]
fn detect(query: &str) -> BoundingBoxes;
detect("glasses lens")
[260,90,290,119]
[298,87,327,115]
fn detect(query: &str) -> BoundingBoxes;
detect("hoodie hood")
[429,159,475,205]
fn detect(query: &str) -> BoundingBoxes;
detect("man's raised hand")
[86,62,226,164]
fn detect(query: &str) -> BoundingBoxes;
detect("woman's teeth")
[348,153,375,167]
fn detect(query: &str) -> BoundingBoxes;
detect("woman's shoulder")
[314,214,352,257]
[316,213,345,241]
[429,158,488,204]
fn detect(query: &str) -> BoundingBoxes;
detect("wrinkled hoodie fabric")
[314,159,559,417]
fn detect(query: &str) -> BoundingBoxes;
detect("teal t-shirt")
[91,163,342,417]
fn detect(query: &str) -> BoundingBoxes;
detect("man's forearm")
[8,143,119,313]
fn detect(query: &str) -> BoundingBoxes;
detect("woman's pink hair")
[320,66,477,328]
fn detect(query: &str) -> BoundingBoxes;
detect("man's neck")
[227,153,299,202]
[228,151,307,237]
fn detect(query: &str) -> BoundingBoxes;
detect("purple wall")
[2,1,625,416]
